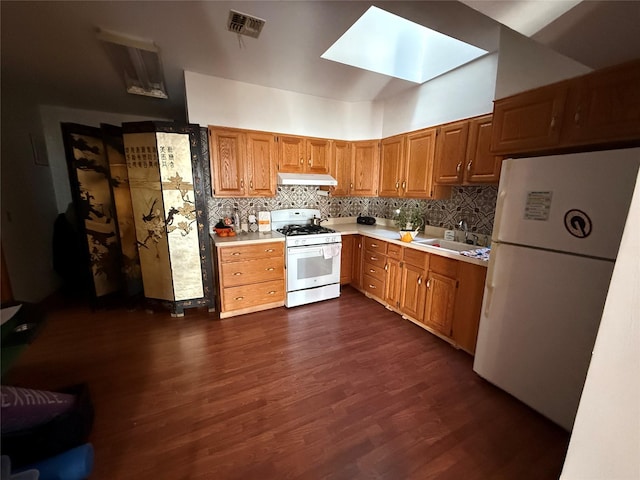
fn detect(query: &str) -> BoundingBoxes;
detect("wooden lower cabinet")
[216,241,285,318]
[351,235,363,290]
[340,234,354,285]
[348,237,487,355]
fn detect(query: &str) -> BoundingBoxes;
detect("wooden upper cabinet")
[378,135,405,197]
[209,127,245,197]
[563,60,640,145]
[434,120,469,184]
[278,135,330,174]
[491,82,569,155]
[329,140,352,196]
[306,138,330,174]
[351,140,379,196]
[465,114,503,184]
[246,132,276,196]
[278,135,306,173]
[491,60,640,156]
[405,128,438,198]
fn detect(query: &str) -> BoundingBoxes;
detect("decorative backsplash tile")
[205,186,497,236]
[199,129,497,235]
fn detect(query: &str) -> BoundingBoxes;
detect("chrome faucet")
[457,219,473,244]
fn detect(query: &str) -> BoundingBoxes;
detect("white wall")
[495,26,592,99]
[560,170,640,480]
[381,53,498,137]
[185,71,384,140]
[40,105,162,214]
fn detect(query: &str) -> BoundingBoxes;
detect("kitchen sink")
[412,238,474,252]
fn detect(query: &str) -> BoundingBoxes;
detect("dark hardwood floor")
[5,286,569,479]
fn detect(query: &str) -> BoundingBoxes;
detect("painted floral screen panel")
[156,132,204,301]
[124,132,174,301]
[61,124,122,298]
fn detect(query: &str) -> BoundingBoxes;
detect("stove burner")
[277,224,336,236]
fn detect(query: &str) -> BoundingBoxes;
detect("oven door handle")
[287,244,340,257]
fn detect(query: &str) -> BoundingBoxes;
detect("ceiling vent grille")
[227,10,266,38]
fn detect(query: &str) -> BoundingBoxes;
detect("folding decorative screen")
[122,122,214,316]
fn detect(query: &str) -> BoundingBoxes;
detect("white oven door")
[287,244,341,292]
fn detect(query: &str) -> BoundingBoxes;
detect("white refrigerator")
[473,148,640,431]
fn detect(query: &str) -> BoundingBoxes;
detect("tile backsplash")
[206,185,497,236]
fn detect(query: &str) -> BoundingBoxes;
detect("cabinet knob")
[550,115,557,130]
[467,161,472,172]
[426,279,431,288]
[384,263,388,271]
[300,158,304,164]
[308,158,311,166]
[402,181,406,190]
[250,180,254,189]
[350,183,353,189]
[574,106,582,126]
[395,181,400,190]
[240,179,244,188]
[456,162,462,174]
[417,276,422,285]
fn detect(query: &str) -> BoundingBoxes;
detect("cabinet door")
[278,135,306,173]
[378,135,405,197]
[351,235,363,289]
[434,121,469,184]
[491,82,569,155]
[340,234,353,285]
[351,140,379,196]
[424,271,457,336]
[209,127,245,197]
[330,140,352,196]
[404,128,437,198]
[400,262,426,321]
[452,262,487,354]
[384,258,403,309]
[306,138,330,174]
[246,132,276,197]
[564,60,640,145]
[465,114,502,184]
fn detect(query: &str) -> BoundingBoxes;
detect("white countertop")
[211,221,488,267]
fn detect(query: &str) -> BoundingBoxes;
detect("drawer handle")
[370,256,378,261]
[370,243,378,248]
[233,272,242,276]
[369,269,375,273]
[426,279,431,289]
[268,291,276,295]
[368,284,376,289]
[456,162,462,174]
[384,263,388,271]
[417,276,422,285]
[467,161,473,172]
[266,267,275,271]
[402,180,406,190]
[231,252,241,256]
[265,248,275,253]
[234,296,244,300]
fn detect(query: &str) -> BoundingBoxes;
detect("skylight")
[321,6,488,84]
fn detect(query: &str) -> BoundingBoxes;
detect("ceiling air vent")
[227,10,266,39]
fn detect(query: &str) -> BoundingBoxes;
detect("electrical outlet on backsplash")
[205,186,498,237]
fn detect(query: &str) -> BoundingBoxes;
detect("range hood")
[277,172,337,186]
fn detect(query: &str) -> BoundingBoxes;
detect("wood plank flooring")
[4,287,569,479]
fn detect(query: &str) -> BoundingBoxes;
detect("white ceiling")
[2,1,639,122]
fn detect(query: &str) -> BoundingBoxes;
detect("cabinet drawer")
[429,255,458,278]
[387,243,403,260]
[219,242,284,262]
[363,261,386,282]
[363,252,386,269]
[221,279,284,311]
[364,238,387,254]
[363,274,384,297]
[404,248,428,269]
[220,257,284,287]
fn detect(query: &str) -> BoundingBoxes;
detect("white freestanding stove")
[271,209,342,307]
